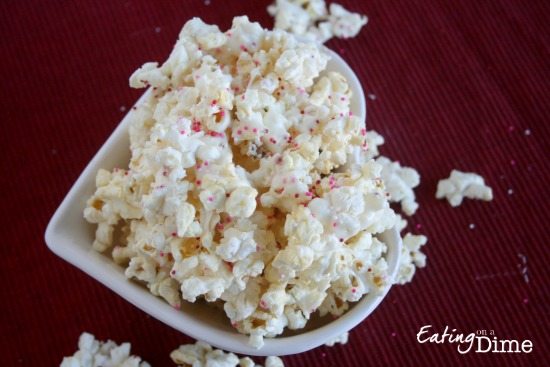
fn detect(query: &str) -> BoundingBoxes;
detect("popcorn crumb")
[60,332,150,367]
[436,170,493,207]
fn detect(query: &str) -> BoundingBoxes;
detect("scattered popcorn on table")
[268,0,367,43]
[85,17,399,348]
[324,331,349,346]
[60,332,150,367]
[436,170,493,207]
[170,341,284,367]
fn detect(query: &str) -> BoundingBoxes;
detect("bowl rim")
[45,48,399,356]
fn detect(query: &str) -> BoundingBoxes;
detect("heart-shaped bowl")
[45,47,401,356]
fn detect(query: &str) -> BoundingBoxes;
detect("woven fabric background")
[1,0,548,365]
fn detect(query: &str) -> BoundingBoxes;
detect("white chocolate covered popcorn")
[436,170,493,207]
[85,16,397,348]
[268,0,367,43]
[170,341,284,367]
[60,332,150,367]
[376,156,420,216]
[324,331,349,346]
[394,233,427,285]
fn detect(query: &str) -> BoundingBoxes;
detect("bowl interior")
[45,48,399,356]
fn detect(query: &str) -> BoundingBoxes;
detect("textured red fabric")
[1,0,548,366]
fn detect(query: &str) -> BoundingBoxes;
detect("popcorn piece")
[436,170,493,207]
[394,233,427,285]
[324,331,349,346]
[376,156,420,216]
[170,341,284,367]
[268,0,367,43]
[60,332,150,367]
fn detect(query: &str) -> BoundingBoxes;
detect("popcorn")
[268,0,367,43]
[60,332,150,367]
[170,341,284,367]
[436,170,493,207]
[376,156,421,216]
[324,331,349,346]
[85,16,398,348]
[395,233,427,285]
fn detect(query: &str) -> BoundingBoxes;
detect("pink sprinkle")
[192,120,202,132]
[237,130,242,135]
[252,128,258,133]
[415,223,422,230]
[321,352,327,358]
[211,99,217,106]
[340,97,346,101]
[196,180,202,185]
[204,161,209,166]
[171,232,177,237]
[305,191,313,197]
[339,48,345,55]
[244,126,249,130]
[159,251,164,257]
[260,300,267,309]
[208,196,213,202]
[173,304,181,310]
[391,332,397,337]
[349,111,353,117]
[508,125,515,133]
[332,222,337,228]
[351,288,356,293]
[180,130,186,135]
[360,128,366,136]
[240,44,248,52]
[170,270,176,275]
[511,159,516,166]
[523,298,529,304]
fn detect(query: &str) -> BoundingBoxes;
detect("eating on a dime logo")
[416,325,533,354]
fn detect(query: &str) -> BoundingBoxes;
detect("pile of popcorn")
[268,0,368,43]
[60,333,150,367]
[84,15,400,348]
[61,333,284,367]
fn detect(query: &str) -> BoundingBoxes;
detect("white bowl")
[45,47,400,356]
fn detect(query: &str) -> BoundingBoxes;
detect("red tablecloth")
[1,0,548,365]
